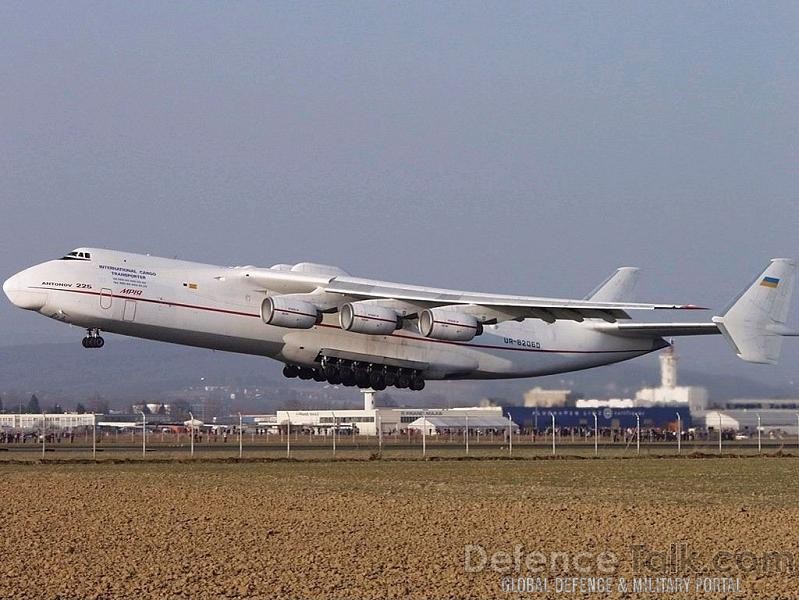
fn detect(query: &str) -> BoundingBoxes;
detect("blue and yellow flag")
[760,276,780,288]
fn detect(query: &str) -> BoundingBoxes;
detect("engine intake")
[262,296,322,329]
[340,302,401,335]
[418,308,483,342]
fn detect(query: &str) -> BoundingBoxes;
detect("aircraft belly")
[463,322,659,379]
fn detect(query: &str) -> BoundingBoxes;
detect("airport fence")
[0,425,797,461]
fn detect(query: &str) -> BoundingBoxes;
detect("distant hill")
[0,338,792,410]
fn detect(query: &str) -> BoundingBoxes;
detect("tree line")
[0,394,110,414]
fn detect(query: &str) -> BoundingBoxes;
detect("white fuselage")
[3,249,667,381]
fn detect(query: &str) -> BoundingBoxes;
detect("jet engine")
[418,308,483,341]
[339,302,401,335]
[261,296,322,329]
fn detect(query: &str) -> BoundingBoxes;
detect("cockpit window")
[59,250,91,261]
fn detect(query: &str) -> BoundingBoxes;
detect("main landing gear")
[82,329,105,349]
[282,358,425,391]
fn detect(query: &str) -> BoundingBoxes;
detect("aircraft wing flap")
[592,322,721,338]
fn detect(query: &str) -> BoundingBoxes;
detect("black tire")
[409,377,425,391]
[312,369,326,382]
[283,365,299,378]
[369,370,384,389]
[324,366,341,385]
[396,372,410,389]
[298,368,314,380]
[96,337,105,348]
[354,369,370,387]
[81,338,90,348]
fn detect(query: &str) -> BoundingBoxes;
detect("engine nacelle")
[340,302,401,335]
[261,296,322,329]
[418,308,483,342]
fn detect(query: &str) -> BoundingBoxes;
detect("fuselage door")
[123,299,137,322]
[100,288,112,310]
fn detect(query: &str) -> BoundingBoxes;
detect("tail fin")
[584,267,640,302]
[712,258,797,364]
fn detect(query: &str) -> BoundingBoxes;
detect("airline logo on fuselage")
[99,264,157,289]
[41,281,72,288]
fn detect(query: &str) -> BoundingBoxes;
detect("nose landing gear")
[82,329,104,349]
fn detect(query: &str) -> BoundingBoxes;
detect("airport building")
[703,406,799,436]
[405,414,518,436]
[522,387,574,407]
[275,398,504,436]
[521,344,799,434]
[503,405,691,431]
[0,413,96,430]
[633,345,709,414]
[571,345,708,416]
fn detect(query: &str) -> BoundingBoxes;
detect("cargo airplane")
[3,249,797,391]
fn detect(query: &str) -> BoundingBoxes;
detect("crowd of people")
[0,430,85,444]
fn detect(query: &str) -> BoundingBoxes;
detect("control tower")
[635,342,708,415]
[660,343,678,388]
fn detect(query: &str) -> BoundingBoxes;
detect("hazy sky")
[1,2,797,384]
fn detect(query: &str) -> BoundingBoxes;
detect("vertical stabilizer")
[584,267,640,302]
[712,258,797,364]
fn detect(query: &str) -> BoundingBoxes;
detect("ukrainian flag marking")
[760,276,780,288]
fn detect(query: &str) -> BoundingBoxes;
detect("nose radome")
[3,272,47,310]
[2,274,18,301]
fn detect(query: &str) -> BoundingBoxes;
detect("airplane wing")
[322,276,703,323]
[241,269,704,324]
[591,322,720,337]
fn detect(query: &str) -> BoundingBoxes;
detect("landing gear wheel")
[339,366,355,386]
[82,333,105,348]
[324,367,341,385]
[409,377,425,391]
[395,371,411,389]
[369,370,385,389]
[283,365,300,378]
[354,369,370,388]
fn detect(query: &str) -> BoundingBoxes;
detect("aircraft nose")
[3,271,47,310]
[2,274,19,302]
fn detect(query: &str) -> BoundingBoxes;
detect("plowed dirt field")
[1,457,796,599]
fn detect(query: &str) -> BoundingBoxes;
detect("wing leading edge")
[323,276,703,322]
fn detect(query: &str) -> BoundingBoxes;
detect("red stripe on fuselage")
[32,286,645,355]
